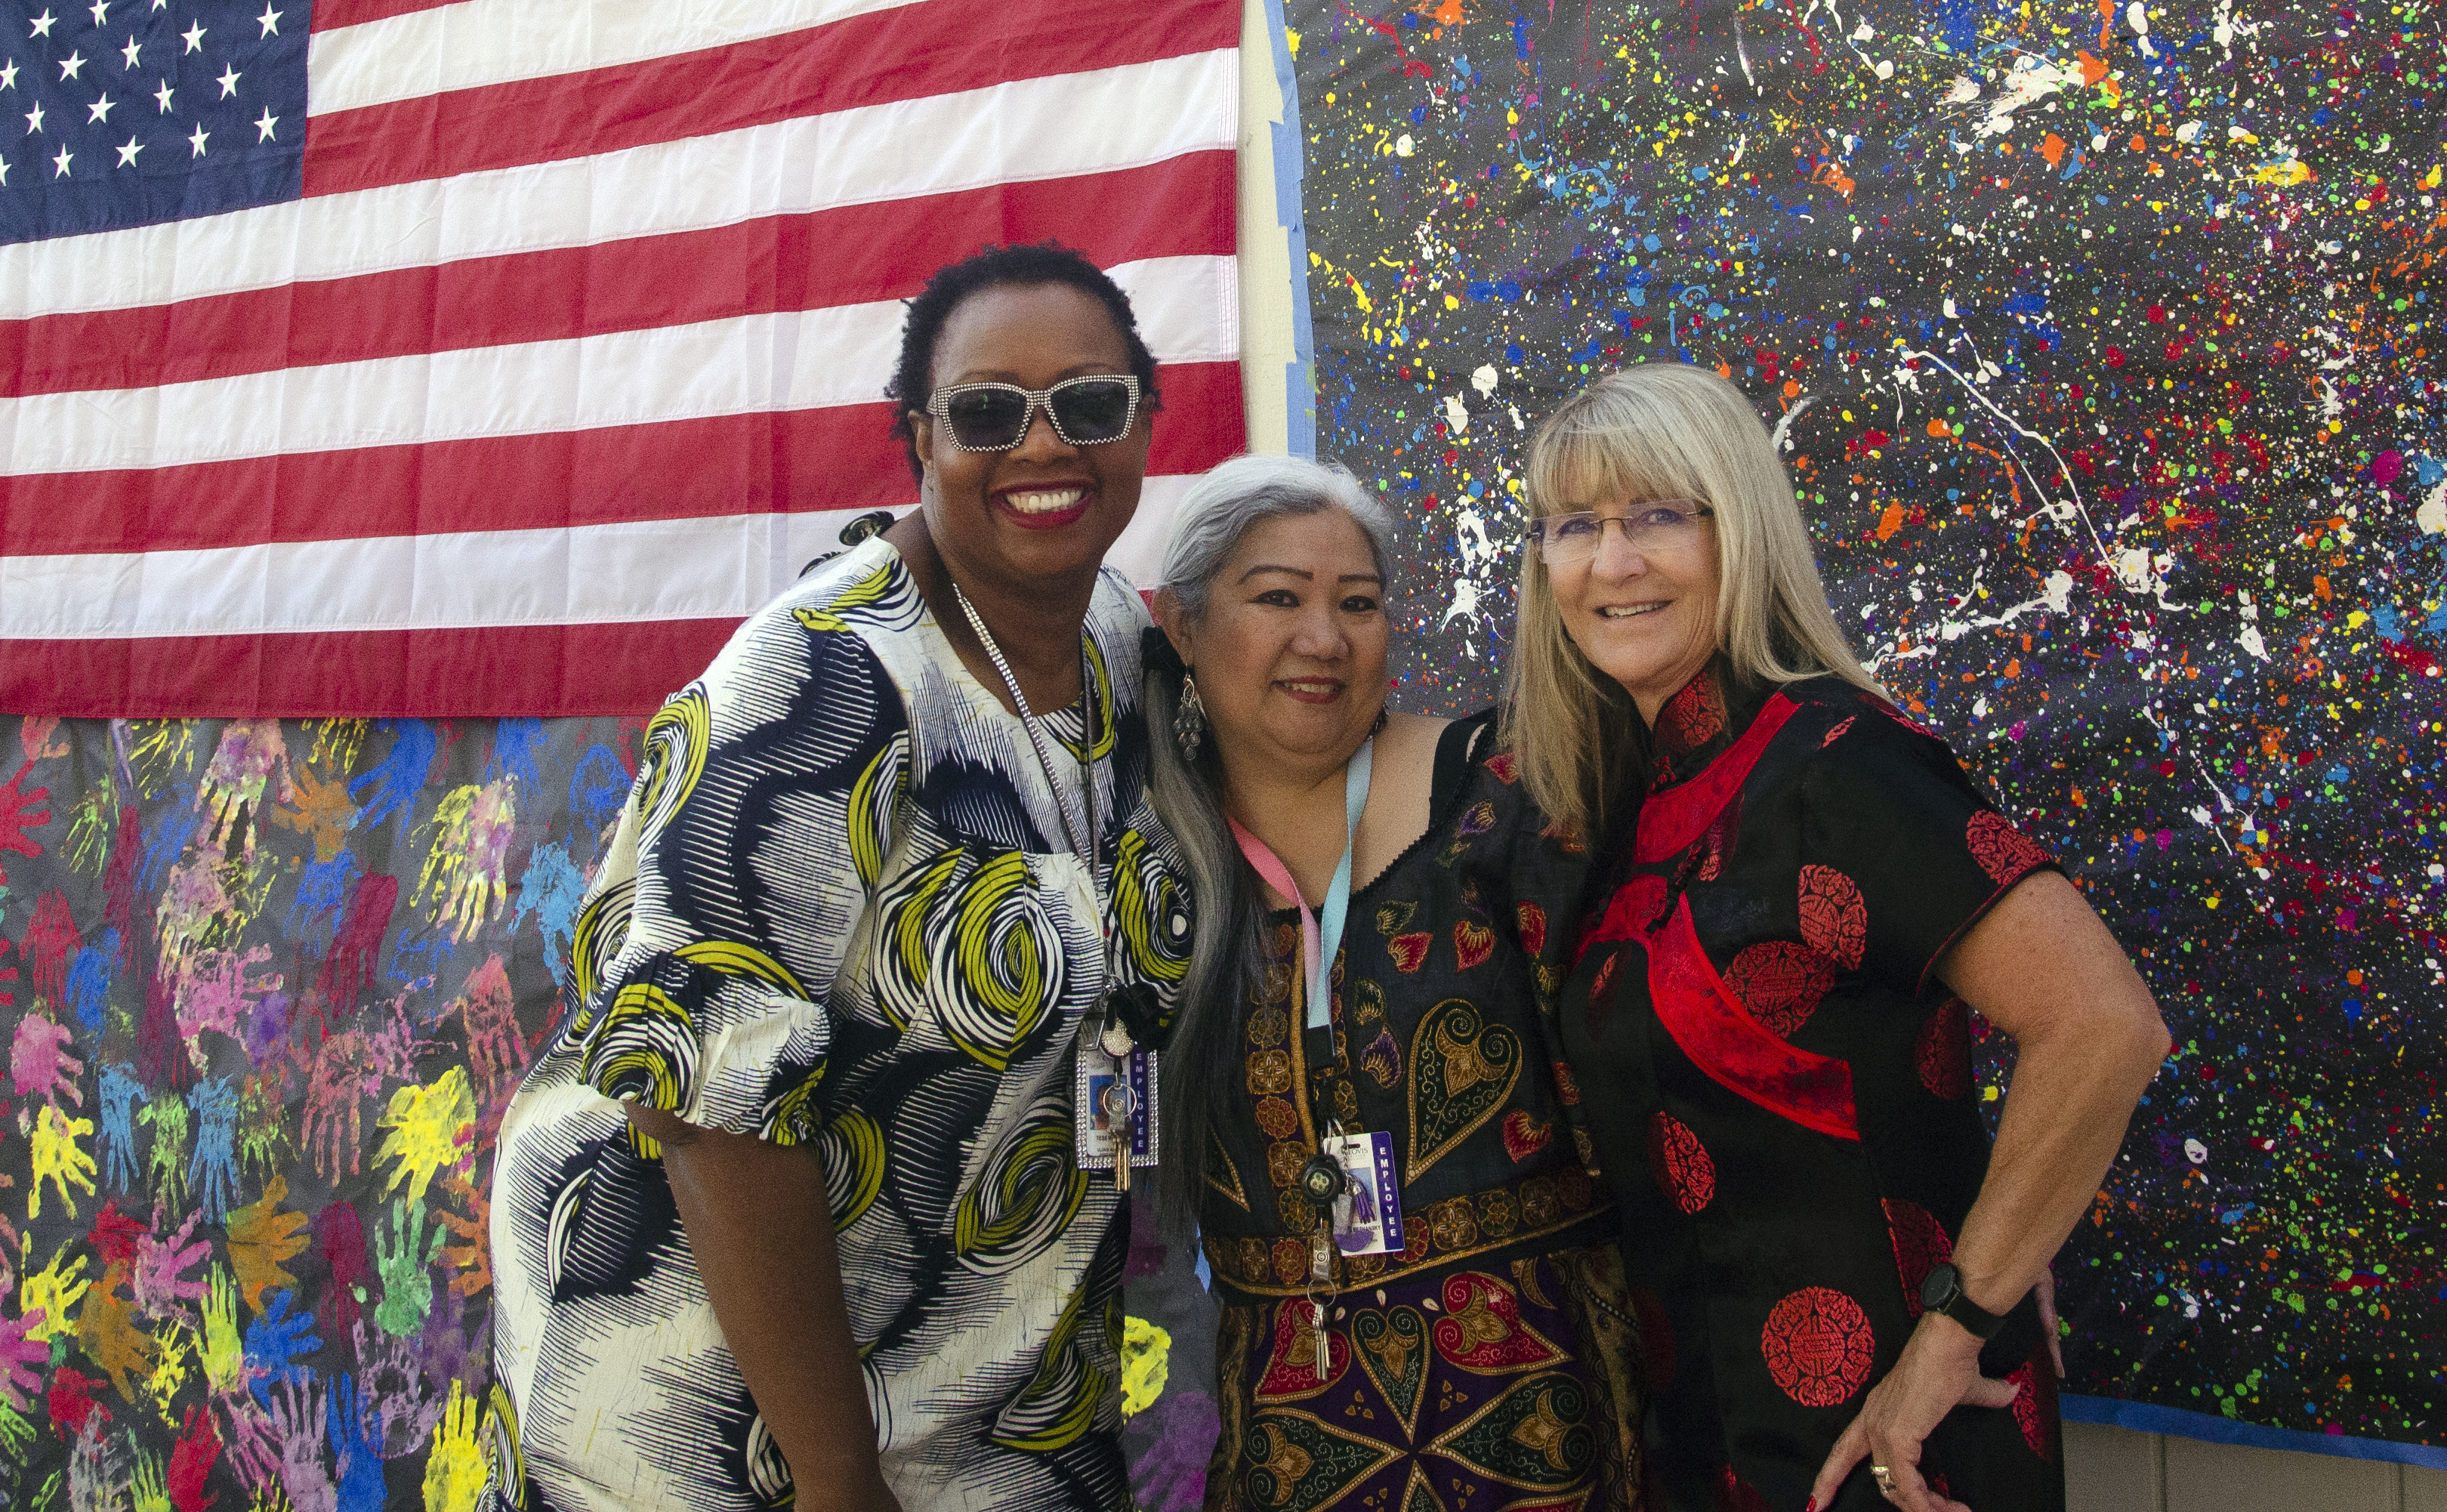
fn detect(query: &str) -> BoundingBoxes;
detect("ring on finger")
[1870,1464,1899,1498]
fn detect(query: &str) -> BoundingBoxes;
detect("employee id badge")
[1075,1047,1160,1174]
[1320,1131,1404,1256]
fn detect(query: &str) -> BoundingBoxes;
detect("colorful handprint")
[372,1200,444,1341]
[196,723,295,862]
[29,1102,98,1220]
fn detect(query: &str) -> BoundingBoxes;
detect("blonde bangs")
[1524,396,1711,522]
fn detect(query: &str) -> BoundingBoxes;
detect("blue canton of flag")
[0,0,304,243]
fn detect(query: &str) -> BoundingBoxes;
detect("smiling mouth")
[1002,486,1086,515]
[1276,678,1344,704]
[1597,603,1670,619]
[992,485,1093,530]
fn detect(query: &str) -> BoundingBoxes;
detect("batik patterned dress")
[1560,663,2064,1512]
[1199,717,1643,1512]
[486,537,1193,1512]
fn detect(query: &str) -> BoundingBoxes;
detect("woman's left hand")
[1807,1315,2019,1512]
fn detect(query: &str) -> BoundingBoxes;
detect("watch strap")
[1924,1262,2008,1341]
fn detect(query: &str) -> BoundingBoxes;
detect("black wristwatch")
[1918,1262,2008,1341]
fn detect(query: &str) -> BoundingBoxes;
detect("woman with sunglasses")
[1142,455,1643,1511]
[487,244,1193,1512]
[1504,366,2169,1512]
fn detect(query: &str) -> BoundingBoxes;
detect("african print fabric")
[1561,664,2063,1512]
[487,537,1193,1512]
[1199,721,1640,1510]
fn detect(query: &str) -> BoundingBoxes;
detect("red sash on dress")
[1578,691,1860,1140]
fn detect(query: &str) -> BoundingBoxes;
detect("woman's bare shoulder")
[1381,708,1452,751]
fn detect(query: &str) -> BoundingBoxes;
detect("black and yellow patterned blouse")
[1199,715,1640,1511]
[490,539,1191,1512]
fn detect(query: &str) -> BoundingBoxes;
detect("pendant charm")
[1298,1153,1344,1210]
[1310,1229,1332,1282]
[1310,1301,1330,1380]
[1099,1021,1134,1060]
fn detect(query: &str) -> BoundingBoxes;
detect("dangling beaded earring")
[1174,674,1207,759]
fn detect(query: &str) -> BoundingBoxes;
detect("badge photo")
[1075,1046,1160,1171]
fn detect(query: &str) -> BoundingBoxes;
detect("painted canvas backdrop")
[0,715,628,1512]
[1279,0,2443,1461]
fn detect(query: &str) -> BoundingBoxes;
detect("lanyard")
[1229,739,1373,1032]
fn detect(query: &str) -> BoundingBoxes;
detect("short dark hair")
[884,242,1164,482]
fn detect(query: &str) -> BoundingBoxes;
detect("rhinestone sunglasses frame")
[923,375,1143,452]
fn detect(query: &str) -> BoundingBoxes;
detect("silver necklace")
[948,581,1122,1045]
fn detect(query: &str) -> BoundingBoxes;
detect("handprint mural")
[0,716,625,1509]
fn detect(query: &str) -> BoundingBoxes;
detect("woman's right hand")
[1807,1312,2020,1512]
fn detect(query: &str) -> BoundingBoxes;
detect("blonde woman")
[1503,365,2170,1512]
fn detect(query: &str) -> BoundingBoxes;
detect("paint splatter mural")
[1281,0,2445,1453]
[0,715,627,1509]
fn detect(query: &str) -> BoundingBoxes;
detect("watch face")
[1920,1262,1960,1312]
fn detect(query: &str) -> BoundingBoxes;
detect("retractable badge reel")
[1075,991,1159,1186]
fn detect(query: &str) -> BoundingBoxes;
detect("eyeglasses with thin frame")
[1527,501,1714,565]
[924,375,1143,452]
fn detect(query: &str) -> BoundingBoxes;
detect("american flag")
[0,0,1245,717]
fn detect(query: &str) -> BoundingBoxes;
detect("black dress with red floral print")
[1560,662,2065,1512]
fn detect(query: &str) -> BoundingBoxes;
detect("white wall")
[2072,1424,2447,1511]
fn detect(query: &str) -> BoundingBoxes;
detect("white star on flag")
[0,156,10,186]
[255,4,279,36]
[254,106,275,140]
[50,143,69,176]
[115,134,140,167]
[88,0,107,24]
[0,60,17,90]
[186,122,205,156]
[27,10,53,39]
[121,34,140,67]
[153,76,170,111]
[180,20,203,51]
[87,91,113,122]
[23,100,40,132]
[215,63,238,97]
[57,49,83,80]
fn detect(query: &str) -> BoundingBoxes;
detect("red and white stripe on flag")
[0,0,1245,717]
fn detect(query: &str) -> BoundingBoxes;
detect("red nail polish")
[1804,1501,1817,1512]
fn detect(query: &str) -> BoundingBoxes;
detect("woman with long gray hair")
[1141,454,1640,1511]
